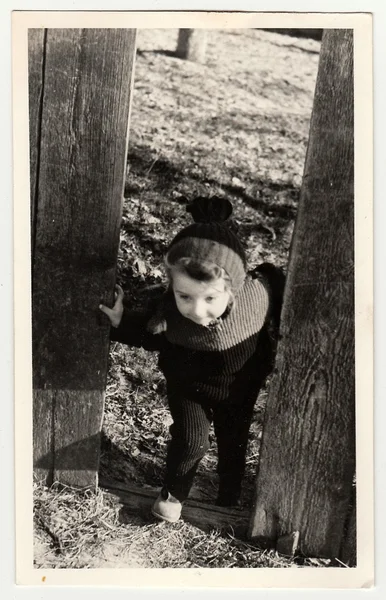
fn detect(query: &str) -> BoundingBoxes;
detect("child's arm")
[250,263,285,329]
[99,285,164,351]
[249,264,286,380]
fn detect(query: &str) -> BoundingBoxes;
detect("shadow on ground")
[126,144,299,222]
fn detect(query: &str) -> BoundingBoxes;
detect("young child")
[100,196,284,523]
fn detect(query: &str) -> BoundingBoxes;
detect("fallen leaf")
[135,259,147,275]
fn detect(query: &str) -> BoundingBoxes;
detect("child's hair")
[164,255,235,307]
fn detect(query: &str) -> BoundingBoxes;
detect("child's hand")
[99,285,124,328]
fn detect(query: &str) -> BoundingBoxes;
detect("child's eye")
[178,294,190,301]
[205,297,215,303]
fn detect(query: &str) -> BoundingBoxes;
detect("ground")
[33,28,329,569]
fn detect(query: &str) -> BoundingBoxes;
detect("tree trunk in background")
[176,29,208,63]
[249,30,355,562]
[30,29,137,487]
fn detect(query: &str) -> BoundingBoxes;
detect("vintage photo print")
[12,10,373,589]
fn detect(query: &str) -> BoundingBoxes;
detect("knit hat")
[166,196,247,293]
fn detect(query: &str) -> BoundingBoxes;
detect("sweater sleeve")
[250,262,285,329]
[110,309,165,352]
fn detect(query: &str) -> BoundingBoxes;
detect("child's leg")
[164,394,212,502]
[212,390,258,506]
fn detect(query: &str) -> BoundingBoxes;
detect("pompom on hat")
[166,196,247,293]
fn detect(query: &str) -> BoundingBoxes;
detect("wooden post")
[249,30,355,560]
[340,491,357,566]
[28,28,46,254]
[30,29,137,487]
[176,29,208,63]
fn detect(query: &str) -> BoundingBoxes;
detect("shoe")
[151,487,183,523]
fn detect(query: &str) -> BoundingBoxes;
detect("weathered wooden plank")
[339,490,356,567]
[33,390,54,485]
[249,30,355,560]
[276,531,300,557]
[101,479,249,536]
[28,28,45,246]
[29,28,52,484]
[32,29,137,487]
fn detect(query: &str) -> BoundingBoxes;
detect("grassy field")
[33,28,325,569]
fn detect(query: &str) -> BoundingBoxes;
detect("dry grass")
[34,28,326,569]
[33,479,332,569]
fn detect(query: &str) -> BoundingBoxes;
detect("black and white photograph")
[11,9,373,589]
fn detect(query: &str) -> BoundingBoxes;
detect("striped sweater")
[111,270,280,404]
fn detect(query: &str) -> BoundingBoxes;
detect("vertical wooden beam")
[29,29,52,483]
[249,30,355,559]
[340,491,357,566]
[31,29,137,487]
[28,28,46,256]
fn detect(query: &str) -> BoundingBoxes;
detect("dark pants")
[164,384,262,503]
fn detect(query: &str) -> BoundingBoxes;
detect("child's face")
[172,271,231,327]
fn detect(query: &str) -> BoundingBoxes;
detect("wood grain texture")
[339,491,356,566]
[28,28,46,252]
[31,29,137,487]
[249,30,355,559]
[33,389,54,484]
